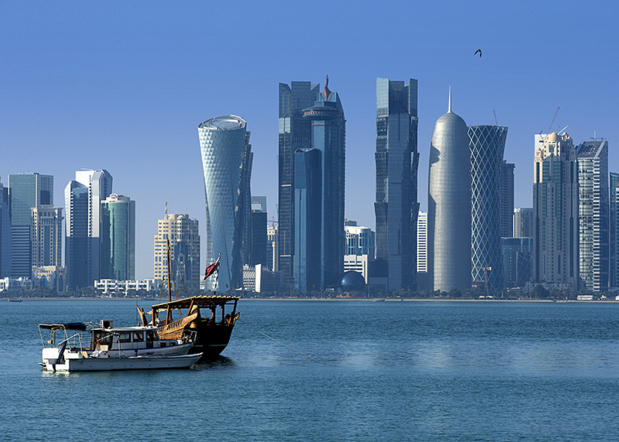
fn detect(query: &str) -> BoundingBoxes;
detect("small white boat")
[39,321,202,372]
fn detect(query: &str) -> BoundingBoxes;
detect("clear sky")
[1,1,617,279]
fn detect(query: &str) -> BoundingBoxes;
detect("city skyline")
[1,1,617,279]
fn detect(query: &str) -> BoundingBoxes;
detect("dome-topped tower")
[428,88,472,292]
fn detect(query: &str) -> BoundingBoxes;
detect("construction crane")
[541,107,560,141]
[493,110,498,125]
[473,266,492,295]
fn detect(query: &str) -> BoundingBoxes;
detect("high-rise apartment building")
[417,212,428,273]
[100,194,135,281]
[250,197,267,267]
[267,224,278,272]
[31,206,63,267]
[501,237,532,288]
[428,91,471,292]
[513,208,533,238]
[469,125,508,291]
[576,140,609,292]
[64,170,113,288]
[198,115,252,291]
[299,77,346,290]
[278,81,320,290]
[499,161,515,238]
[0,180,11,277]
[345,222,375,258]
[154,213,200,290]
[374,78,419,291]
[533,132,579,290]
[8,173,53,278]
[610,172,619,289]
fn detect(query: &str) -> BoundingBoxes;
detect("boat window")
[119,332,132,343]
[133,332,144,342]
[146,331,155,341]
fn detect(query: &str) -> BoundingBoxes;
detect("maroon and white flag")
[204,255,220,280]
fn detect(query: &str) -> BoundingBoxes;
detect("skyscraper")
[198,115,252,291]
[417,212,428,273]
[374,78,419,291]
[513,208,533,238]
[610,172,619,289]
[577,140,609,292]
[499,161,515,238]
[8,173,53,277]
[250,197,267,267]
[64,170,113,288]
[278,81,320,290]
[469,125,508,291]
[0,180,11,277]
[100,194,135,281]
[301,77,346,289]
[154,213,200,290]
[533,132,579,290]
[31,206,63,267]
[428,90,471,292]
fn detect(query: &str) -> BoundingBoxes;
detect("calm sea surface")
[2,300,619,441]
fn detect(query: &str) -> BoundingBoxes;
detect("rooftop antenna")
[493,110,498,125]
[558,125,568,135]
[448,86,452,113]
[165,201,168,216]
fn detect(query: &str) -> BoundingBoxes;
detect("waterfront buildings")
[154,212,200,290]
[64,170,113,288]
[469,125,508,291]
[344,254,369,283]
[250,197,268,267]
[293,77,346,291]
[94,278,160,296]
[100,194,135,281]
[610,172,619,288]
[428,91,471,292]
[499,161,515,238]
[345,221,375,258]
[417,212,428,273]
[8,173,53,277]
[374,78,419,291]
[31,206,63,267]
[513,208,533,238]
[501,237,532,288]
[267,224,278,272]
[576,140,609,292]
[532,132,579,290]
[198,115,252,291]
[0,180,11,277]
[278,81,319,290]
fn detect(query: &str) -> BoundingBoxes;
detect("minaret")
[428,89,471,292]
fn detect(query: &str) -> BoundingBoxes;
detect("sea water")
[2,300,619,441]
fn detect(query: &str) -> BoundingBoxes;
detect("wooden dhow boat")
[137,240,240,358]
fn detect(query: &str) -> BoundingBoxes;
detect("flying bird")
[474,49,482,57]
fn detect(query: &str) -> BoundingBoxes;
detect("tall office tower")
[345,223,376,258]
[100,194,135,281]
[533,132,579,290]
[501,237,533,288]
[250,197,267,267]
[198,115,252,291]
[417,212,428,273]
[8,173,53,277]
[154,213,200,290]
[469,125,508,291]
[278,81,320,290]
[241,139,254,267]
[0,180,11,277]
[610,172,619,288]
[499,161,515,238]
[428,90,471,292]
[31,206,63,267]
[577,140,609,292]
[294,148,322,291]
[267,224,279,272]
[302,76,346,289]
[513,208,533,238]
[374,78,419,291]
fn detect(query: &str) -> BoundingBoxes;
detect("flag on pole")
[204,255,221,280]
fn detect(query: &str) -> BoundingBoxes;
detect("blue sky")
[1,1,617,279]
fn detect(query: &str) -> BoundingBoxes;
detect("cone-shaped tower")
[428,89,471,292]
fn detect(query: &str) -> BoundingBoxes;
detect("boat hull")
[43,353,202,372]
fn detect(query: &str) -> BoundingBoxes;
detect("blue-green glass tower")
[100,194,135,281]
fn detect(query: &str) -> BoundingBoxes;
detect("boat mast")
[166,238,173,324]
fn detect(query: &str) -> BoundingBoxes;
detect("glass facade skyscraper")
[469,125,508,291]
[100,194,135,281]
[31,206,63,267]
[0,181,11,277]
[198,115,252,291]
[576,140,609,292]
[513,208,533,238]
[610,172,619,289]
[278,82,320,290]
[8,173,53,277]
[533,133,579,290]
[499,161,515,238]
[374,78,419,291]
[428,91,471,292]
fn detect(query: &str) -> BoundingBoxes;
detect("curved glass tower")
[469,125,508,291]
[100,194,135,281]
[428,91,471,292]
[198,115,252,292]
